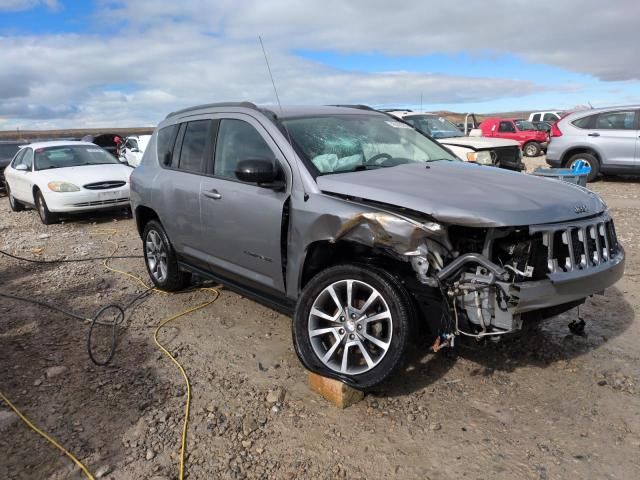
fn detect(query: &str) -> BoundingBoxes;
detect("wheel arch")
[135,205,161,238]
[560,146,602,167]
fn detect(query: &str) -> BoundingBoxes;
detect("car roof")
[23,140,99,150]
[562,104,640,120]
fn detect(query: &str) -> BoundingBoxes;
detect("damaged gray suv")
[130,103,624,389]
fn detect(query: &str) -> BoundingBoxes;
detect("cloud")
[1,0,638,128]
[0,0,58,11]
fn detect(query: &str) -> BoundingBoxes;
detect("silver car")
[131,103,624,389]
[546,105,640,181]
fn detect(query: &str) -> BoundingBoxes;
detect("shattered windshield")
[403,115,464,138]
[281,114,458,175]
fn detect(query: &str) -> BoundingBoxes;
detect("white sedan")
[4,141,132,224]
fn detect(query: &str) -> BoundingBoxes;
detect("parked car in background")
[81,133,128,163]
[386,110,523,171]
[130,102,623,389]
[529,111,564,123]
[0,140,26,193]
[4,141,132,224]
[480,118,549,157]
[124,134,151,167]
[546,105,640,182]
[525,120,552,134]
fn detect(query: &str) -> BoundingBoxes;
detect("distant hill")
[0,127,154,142]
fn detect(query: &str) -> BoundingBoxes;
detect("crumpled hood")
[316,162,606,227]
[439,136,520,150]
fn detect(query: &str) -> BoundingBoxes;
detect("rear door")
[153,119,214,262]
[587,110,638,167]
[198,114,290,293]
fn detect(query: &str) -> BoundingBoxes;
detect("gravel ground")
[1,157,639,480]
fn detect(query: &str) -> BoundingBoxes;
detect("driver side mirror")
[235,158,284,189]
[15,164,28,172]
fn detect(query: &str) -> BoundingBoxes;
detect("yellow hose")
[1,229,219,480]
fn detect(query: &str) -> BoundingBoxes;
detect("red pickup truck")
[479,118,549,157]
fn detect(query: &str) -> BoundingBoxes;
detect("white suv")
[386,110,523,171]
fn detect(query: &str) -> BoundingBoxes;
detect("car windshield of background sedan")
[403,115,464,139]
[35,145,120,171]
[282,115,459,175]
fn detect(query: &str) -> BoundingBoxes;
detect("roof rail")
[165,101,259,119]
[378,108,413,113]
[328,104,375,111]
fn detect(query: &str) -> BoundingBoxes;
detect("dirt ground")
[1,157,639,480]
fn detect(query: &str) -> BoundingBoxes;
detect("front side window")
[214,119,276,180]
[281,114,458,175]
[594,111,636,130]
[34,145,119,170]
[498,121,516,133]
[178,120,211,173]
[403,115,463,138]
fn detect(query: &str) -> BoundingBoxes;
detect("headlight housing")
[48,182,80,192]
[466,150,494,165]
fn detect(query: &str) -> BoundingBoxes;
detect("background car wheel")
[7,185,25,212]
[143,220,191,291]
[523,142,541,157]
[292,264,413,390]
[567,152,600,182]
[35,190,59,224]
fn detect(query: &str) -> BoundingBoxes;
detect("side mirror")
[235,158,283,189]
[15,164,28,172]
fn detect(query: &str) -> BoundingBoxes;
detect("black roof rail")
[165,101,259,119]
[378,108,413,113]
[328,104,375,111]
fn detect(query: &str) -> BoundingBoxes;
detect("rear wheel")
[35,190,59,224]
[7,185,25,212]
[143,220,191,291]
[567,152,600,182]
[523,142,541,157]
[293,264,412,389]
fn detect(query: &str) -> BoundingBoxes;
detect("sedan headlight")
[48,181,80,192]
[466,150,494,165]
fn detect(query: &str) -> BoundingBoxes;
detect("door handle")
[202,189,222,200]
[587,132,600,137]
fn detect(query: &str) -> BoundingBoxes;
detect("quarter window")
[594,111,636,130]
[11,148,26,167]
[178,120,211,173]
[572,115,595,129]
[214,119,276,180]
[157,124,179,166]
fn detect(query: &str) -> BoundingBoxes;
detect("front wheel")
[292,264,412,389]
[142,220,191,291]
[35,190,59,224]
[523,142,541,157]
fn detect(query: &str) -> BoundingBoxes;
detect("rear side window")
[594,111,636,130]
[157,124,179,166]
[543,113,557,121]
[572,115,595,129]
[177,120,212,173]
[214,119,276,180]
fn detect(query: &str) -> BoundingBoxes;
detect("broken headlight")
[466,150,493,165]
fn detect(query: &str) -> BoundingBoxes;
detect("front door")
[199,115,290,293]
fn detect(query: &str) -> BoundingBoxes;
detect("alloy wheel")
[146,230,168,283]
[308,279,393,375]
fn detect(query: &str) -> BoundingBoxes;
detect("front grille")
[73,197,129,207]
[534,214,619,273]
[494,146,521,167]
[83,181,126,190]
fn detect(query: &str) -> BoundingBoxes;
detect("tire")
[7,184,25,212]
[35,190,59,224]
[292,264,413,390]
[566,152,600,182]
[142,220,191,291]
[523,142,541,157]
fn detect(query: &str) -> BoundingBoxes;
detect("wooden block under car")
[307,372,364,408]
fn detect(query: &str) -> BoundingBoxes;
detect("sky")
[0,0,639,130]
